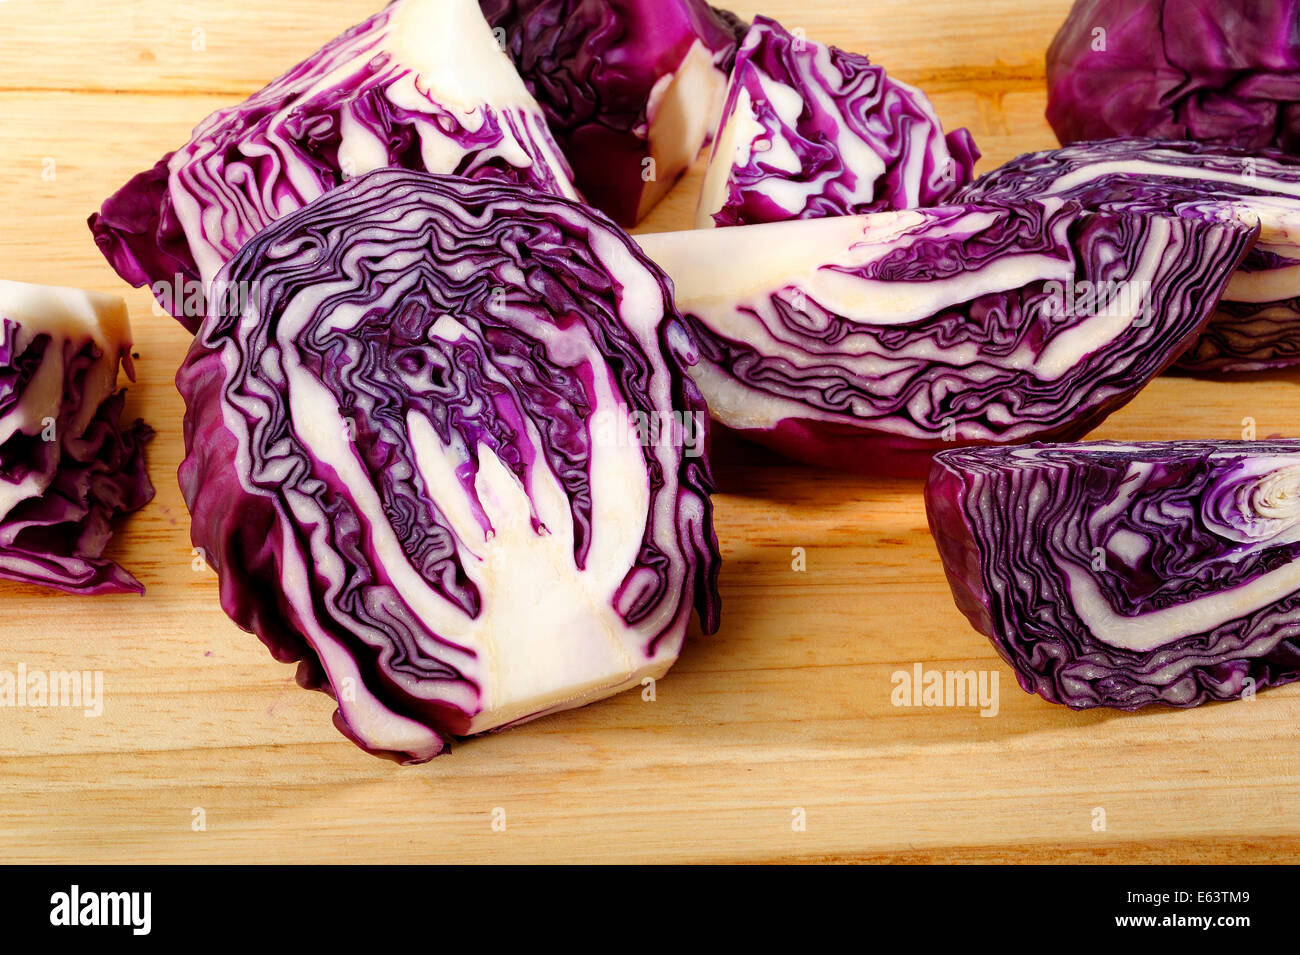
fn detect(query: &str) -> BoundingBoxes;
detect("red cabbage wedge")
[90,0,577,332]
[482,0,746,225]
[0,281,153,594]
[697,15,978,228]
[1046,0,1300,154]
[957,138,1300,372]
[928,441,1300,709]
[637,201,1256,475]
[177,168,720,764]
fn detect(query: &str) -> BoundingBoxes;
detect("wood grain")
[0,0,1297,865]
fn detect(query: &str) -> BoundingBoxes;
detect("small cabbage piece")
[177,168,721,764]
[1046,0,1300,153]
[0,281,153,594]
[637,201,1255,475]
[927,440,1300,709]
[89,0,577,333]
[956,138,1300,372]
[481,0,746,225]
[696,16,978,228]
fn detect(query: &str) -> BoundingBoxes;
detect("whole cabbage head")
[177,168,721,763]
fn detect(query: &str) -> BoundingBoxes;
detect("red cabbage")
[90,0,577,333]
[0,281,153,594]
[638,201,1256,475]
[928,440,1300,709]
[697,16,979,228]
[481,0,746,225]
[177,168,720,763]
[1046,0,1300,153]
[956,137,1300,372]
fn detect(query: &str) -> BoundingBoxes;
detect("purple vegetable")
[1046,0,1300,154]
[90,0,577,333]
[697,16,979,228]
[481,0,745,225]
[637,200,1256,475]
[177,168,720,764]
[956,137,1300,372]
[0,281,153,594]
[928,440,1300,709]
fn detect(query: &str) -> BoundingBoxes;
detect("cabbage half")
[177,168,721,763]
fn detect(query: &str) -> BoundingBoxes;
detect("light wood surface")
[1,0,1296,865]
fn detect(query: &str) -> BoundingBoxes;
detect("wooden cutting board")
[1,0,1296,864]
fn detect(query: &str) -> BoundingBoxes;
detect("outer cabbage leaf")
[0,281,153,594]
[177,168,721,764]
[638,201,1256,475]
[481,0,746,225]
[697,16,979,228]
[89,0,577,333]
[1046,0,1300,153]
[957,137,1300,372]
[928,440,1300,709]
